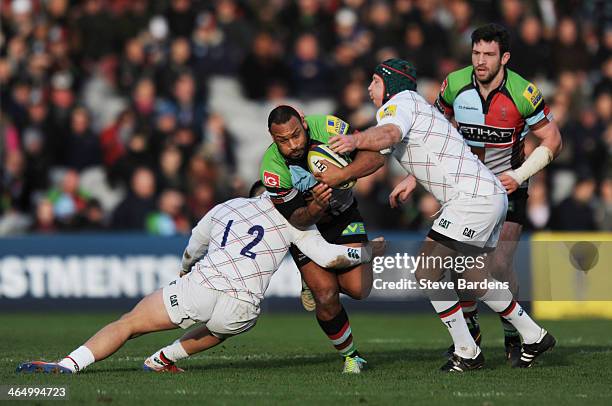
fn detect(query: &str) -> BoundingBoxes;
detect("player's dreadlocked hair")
[471,23,511,55]
[267,105,302,129]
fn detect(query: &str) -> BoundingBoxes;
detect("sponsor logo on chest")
[458,123,514,145]
[457,104,479,111]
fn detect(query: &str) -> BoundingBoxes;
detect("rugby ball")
[307,144,356,190]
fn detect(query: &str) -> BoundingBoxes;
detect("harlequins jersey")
[259,115,354,219]
[435,66,552,187]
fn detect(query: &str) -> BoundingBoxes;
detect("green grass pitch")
[1,312,611,405]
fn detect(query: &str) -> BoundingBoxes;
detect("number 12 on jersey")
[220,220,265,259]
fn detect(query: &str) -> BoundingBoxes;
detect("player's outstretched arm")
[329,124,402,154]
[291,225,386,269]
[181,207,216,275]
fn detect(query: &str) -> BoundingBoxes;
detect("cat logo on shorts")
[439,218,452,229]
[462,227,475,239]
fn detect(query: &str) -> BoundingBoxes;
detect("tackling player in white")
[16,183,385,374]
[325,58,555,372]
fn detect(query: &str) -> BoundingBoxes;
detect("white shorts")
[162,276,260,338]
[429,193,508,253]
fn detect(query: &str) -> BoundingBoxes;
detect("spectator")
[111,167,157,230]
[99,109,135,168]
[551,17,590,76]
[191,11,233,78]
[511,15,551,80]
[130,78,158,134]
[201,113,237,174]
[239,31,290,101]
[1,150,29,213]
[109,133,155,187]
[367,1,398,52]
[596,178,612,230]
[165,0,197,39]
[156,144,186,193]
[46,169,91,228]
[400,24,438,79]
[156,37,193,98]
[550,177,598,230]
[75,0,115,62]
[333,81,376,131]
[64,106,102,170]
[526,179,551,230]
[167,72,206,138]
[30,199,59,233]
[117,38,149,95]
[146,188,190,235]
[289,33,332,99]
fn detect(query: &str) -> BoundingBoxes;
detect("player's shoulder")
[376,98,403,121]
[260,144,292,189]
[447,65,474,85]
[442,66,473,102]
[305,114,349,142]
[505,68,544,115]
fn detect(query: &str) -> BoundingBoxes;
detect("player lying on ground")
[16,187,385,374]
[322,58,555,372]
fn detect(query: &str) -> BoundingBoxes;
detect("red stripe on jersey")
[483,93,524,149]
[329,321,350,340]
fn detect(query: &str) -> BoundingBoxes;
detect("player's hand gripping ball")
[307,144,356,190]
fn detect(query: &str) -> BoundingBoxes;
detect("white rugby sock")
[162,340,189,361]
[58,346,95,372]
[432,300,479,359]
[148,340,189,368]
[480,288,543,344]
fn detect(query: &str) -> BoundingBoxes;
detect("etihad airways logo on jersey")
[458,123,514,144]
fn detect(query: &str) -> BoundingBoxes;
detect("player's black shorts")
[289,201,369,271]
[506,188,528,225]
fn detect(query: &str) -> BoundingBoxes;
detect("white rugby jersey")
[181,194,367,306]
[376,90,506,202]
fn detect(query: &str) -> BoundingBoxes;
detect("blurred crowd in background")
[0,0,611,235]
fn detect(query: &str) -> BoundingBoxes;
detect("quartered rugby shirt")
[435,66,553,188]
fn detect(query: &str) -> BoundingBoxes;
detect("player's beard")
[289,148,305,160]
[476,62,502,85]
